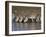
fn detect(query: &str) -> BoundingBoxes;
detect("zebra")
[19,16,24,23]
[15,16,19,22]
[36,14,41,23]
[15,16,32,23]
[14,15,41,23]
[28,16,36,23]
[15,16,25,23]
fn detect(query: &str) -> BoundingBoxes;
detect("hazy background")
[12,6,41,17]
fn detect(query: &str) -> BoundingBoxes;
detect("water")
[12,22,41,31]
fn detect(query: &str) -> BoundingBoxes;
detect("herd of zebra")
[12,14,41,23]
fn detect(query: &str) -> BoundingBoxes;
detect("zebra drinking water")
[13,15,41,23]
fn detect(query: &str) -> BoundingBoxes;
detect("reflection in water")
[12,22,41,31]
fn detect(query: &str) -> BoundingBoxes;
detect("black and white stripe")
[13,16,41,23]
